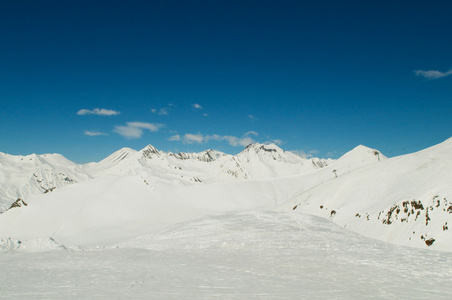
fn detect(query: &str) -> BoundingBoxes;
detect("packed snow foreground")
[1,139,452,298]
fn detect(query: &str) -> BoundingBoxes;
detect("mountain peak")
[335,145,386,169]
[243,143,284,154]
[141,145,161,159]
[98,147,137,165]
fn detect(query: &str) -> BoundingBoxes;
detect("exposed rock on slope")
[289,138,452,251]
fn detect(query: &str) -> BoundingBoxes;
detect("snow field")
[1,212,451,299]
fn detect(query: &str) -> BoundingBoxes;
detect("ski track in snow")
[1,212,451,299]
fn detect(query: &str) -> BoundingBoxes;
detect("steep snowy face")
[289,138,452,251]
[0,152,92,212]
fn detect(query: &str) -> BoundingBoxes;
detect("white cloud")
[325,151,341,158]
[84,130,107,136]
[168,135,181,141]
[221,136,254,147]
[272,139,283,145]
[248,115,257,121]
[414,69,452,79]
[203,113,209,117]
[158,108,169,115]
[192,103,203,109]
[127,122,163,131]
[245,131,258,137]
[77,108,120,116]
[290,149,319,158]
[169,132,258,147]
[151,106,171,115]
[184,133,205,144]
[114,122,164,139]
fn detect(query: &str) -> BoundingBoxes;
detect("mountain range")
[1,138,451,251]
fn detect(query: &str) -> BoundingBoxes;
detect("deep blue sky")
[1,0,451,163]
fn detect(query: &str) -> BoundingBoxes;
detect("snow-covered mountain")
[286,137,452,250]
[0,152,92,212]
[0,141,381,246]
[0,138,450,252]
[83,143,332,182]
[0,143,329,212]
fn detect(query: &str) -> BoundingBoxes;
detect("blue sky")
[1,1,451,163]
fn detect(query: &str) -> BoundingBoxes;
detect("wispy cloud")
[169,131,258,147]
[84,130,107,136]
[245,131,258,136]
[192,103,203,109]
[220,135,255,147]
[184,133,206,143]
[151,104,173,116]
[168,134,181,141]
[290,149,319,158]
[248,115,257,121]
[114,122,164,139]
[203,113,209,117]
[414,69,452,79]
[77,108,120,116]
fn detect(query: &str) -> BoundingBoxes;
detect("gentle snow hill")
[286,137,452,251]
[0,174,309,247]
[0,152,92,212]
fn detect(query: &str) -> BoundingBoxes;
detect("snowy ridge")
[83,142,331,182]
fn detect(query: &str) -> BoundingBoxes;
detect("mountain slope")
[0,174,301,246]
[287,137,452,251]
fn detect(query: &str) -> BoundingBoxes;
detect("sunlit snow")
[1,139,451,298]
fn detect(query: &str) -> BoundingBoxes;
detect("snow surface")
[1,212,451,299]
[1,139,451,298]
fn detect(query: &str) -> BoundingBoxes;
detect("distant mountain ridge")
[0,143,334,211]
